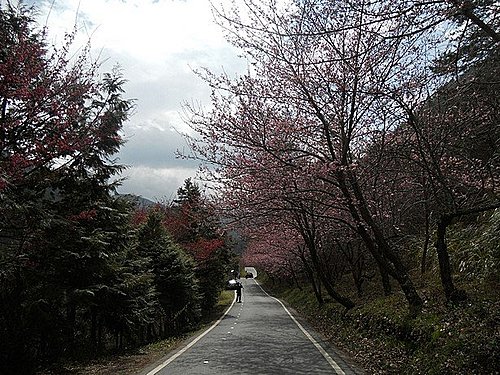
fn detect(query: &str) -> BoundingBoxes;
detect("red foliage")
[184,237,224,262]
[67,209,97,222]
[161,208,187,240]
[130,209,149,227]
[0,12,118,191]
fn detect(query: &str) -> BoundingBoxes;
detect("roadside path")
[142,278,362,375]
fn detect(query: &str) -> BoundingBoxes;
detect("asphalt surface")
[144,278,362,375]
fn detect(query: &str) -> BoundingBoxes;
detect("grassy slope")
[260,274,499,374]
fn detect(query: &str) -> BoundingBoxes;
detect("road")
[143,278,362,375]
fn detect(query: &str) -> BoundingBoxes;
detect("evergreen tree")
[169,179,232,312]
[0,4,136,372]
[136,209,201,337]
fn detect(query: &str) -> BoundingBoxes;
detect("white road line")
[145,293,237,375]
[254,280,346,375]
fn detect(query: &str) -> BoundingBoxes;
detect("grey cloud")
[116,165,199,201]
[117,126,198,169]
[126,71,210,115]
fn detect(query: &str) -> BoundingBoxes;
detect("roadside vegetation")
[258,214,499,374]
[0,4,235,373]
[263,275,499,374]
[35,290,234,375]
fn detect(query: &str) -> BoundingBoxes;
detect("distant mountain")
[116,193,156,209]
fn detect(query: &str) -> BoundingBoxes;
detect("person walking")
[235,281,243,303]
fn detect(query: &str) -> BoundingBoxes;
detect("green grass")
[217,290,235,307]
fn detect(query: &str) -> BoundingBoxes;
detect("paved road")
[144,278,362,375]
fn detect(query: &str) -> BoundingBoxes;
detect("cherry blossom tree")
[187,0,500,310]
[186,0,428,313]
[390,52,500,301]
[374,0,500,301]
[241,207,327,303]
[242,224,302,279]
[189,121,359,307]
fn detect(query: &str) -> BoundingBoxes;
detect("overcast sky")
[25,0,245,201]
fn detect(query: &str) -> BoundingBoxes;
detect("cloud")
[29,0,245,199]
[117,165,199,202]
[37,0,238,62]
[118,125,196,169]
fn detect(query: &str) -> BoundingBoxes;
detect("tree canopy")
[184,0,499,314]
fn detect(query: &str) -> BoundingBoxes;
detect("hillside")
[116,194,156,208]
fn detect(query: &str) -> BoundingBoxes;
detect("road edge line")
[254,279,346,375]
[145,292,237,375]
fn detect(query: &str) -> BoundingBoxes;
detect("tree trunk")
[308,241,355,309]
[290,266,302,290]
[376,255,392,296]
[421,207,431,275]
[302,256,324,305]
[338,170,423,314]
[381,270,392,296]
[312,278,323,305]
[322,275,356,309]
[350,254,365,297]
[436,214,466,302]
[309,272,324,305]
